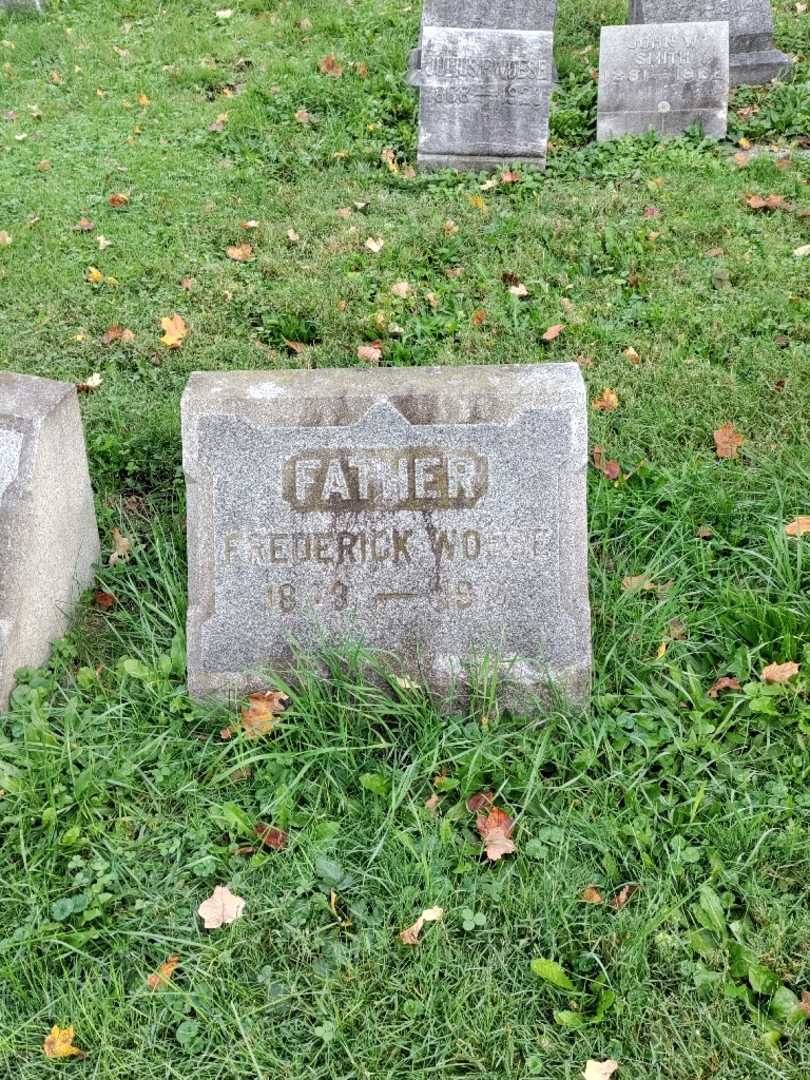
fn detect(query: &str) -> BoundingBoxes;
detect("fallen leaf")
[208,112,228,132]
[471,308,487,326]
[592,388,619,412]
[583,1061,619,1080]
[147,954,179,991]
[592,446,621,481]
[744,193,787,211]
[319,54,343,77]
[85,266,104,284]
[336,207,352,219]
[109,527,132,566]
[108,192,129,208]
[424,793,441,814]
[298,17,313,30]
[216,8,233,17]
[357,343,383,364]
[197,885,245,929]
[180,276,193,290]
[542,323,564,343]
[576,354,594,368]
[73,217,94,232]
[241,689,289,737]
[294,109,312,125]
[643,206,661,218]
[793,244,810,258]
[622,573,655,593]
[254,823,288,850]
[713,423,745,459]
[391,280,412,299]
[365,236,384,253]
[76,372,103,392]
[476,805,515,861]
[101,325,134,345]
[227,242,254,262]
[734,151,751,167]
[283,339,307,355]
[398,905,443,945]
[582,885,604,904]
[785,516,810,537]
[799,991,810,1016]
[623,346,641,364]
[708,675,742,698]
[762,661,800,684]
[706,247,724,257]
[443,219,459,235]
[94,589,116,610]
[501,170,521,184]
[160,313,188,348]
[468,194,486,211]
[668,618,687,640]
[43,1026,84,1059]
[380,147,399,173]
[240,219,259,230]
[466,791,495,813]
[609,884,639,910]
[286,228,300,243]
[97,234,111,250]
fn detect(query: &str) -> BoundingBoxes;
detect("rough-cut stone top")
[634,0,774,42]
[422,0,557,31]
[0,372,74,420]
[183,364,586,440]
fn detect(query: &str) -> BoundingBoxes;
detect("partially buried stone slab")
[597,21,729,141]
[412,27,555,171]
[182,365,591,708]
[628,0,790,86]
[0,374,99,710]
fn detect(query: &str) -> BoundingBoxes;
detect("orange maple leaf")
[476,805,515,861]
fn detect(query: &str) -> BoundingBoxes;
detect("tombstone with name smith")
[628,0,790,85]
[0,374,99,710]
[597,21,729,141]
[182,365,591,707]
[409,0,556,171]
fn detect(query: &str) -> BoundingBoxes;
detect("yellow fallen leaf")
[226,243,254,262]
[43,1026,84,1059]
[138,92,150,107]
[785,516,810,537]
[240,689,289,738]
[160,313,188,348]
[592,388,619,412]
[147,954,179,990]
[398,905,443,945]
[85,266,103,284]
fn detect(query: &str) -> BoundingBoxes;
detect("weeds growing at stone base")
[0,0,809,1076]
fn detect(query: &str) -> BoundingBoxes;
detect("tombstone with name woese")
[408,1,556,171]
[182,365,591,707]
[0,374,100,710]
[628,0,790,85]
[597,22,729,141]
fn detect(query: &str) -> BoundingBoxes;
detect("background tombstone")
[183,364,591,708]
[408,1,556,171]
[597,22,729,141]
[0,374,99,710]
[628,0,790,85]
[0,1,46,12]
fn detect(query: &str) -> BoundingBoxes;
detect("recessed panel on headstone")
[0,374,99,710]
[597,22,729,141]
[628,0,790,85]
[414,27,554,170]
[182,365,591,707]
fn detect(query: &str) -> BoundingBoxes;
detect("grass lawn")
[1,0,810,1076]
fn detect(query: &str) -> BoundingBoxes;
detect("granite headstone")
[409,1,556,171]
[597,22,729,141]
[0,0,46,12]
[628,0,790,85]
[0,374,99,710]
[182,365,591,707]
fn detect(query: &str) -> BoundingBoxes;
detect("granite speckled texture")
[0,0,46,12]
[628,0,790,85]
[0,373,100,710]
[182,364,591,709]
[597,21,729,141]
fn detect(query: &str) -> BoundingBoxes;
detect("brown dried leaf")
[623,346,641,364]
[785,516,810,537]
[73,217,95,232]
[424,793,441,814]
[101,325,134,345]
[241,689,289,737]
[108,192,129,208]
[358,343,383,364]
[147,954,179,991]
[542,323,564,343]
[391,280,412,299]
[76,372,103,392]
[398,905,443,945]
[208,112,228,132]
[466,791,495,813]
[713,423,745,459]
[254,823,288,850]
[582,885,604,904]
[471,308,487,326]
[501,170,521,184]
[592,388,619,412]
[318,54,343,78]
[227,242,254,262]
[109,527,132,566]
[592,446,621,481]
[762,661,800,684]
[708,675,742,698]
[94,590,116,610]
[744,193,787,211]
[609,883,639,910]
[476,805,515,861]
[294,108,312,125]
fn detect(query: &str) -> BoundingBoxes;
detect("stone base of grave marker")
[628,0,791,86]
[597,22,729,141]
[0,374,99,710]
[182,365,591,709]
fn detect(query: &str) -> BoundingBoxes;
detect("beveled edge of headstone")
[0,371,76,422]
[182,363,591,710]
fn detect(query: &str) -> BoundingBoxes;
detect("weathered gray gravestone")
[628,0,790,86]
[182,365,591,707]
[597,22,729,141]
[0,374,99,710]
[408,1,556,171]
[0,1,46,12]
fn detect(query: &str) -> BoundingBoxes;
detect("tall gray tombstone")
[628,0,790,85]
[597,22,729,141]
[182,365,591,708]
[0,374,99,710]
[409,1,557,171]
